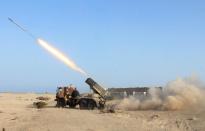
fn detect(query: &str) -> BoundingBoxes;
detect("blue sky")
[0,0,205,92]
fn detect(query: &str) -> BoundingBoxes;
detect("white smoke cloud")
[117,76,205,111]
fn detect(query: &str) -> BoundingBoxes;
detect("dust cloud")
[117,76,205,111]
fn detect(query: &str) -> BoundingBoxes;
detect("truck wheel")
[68,102,76,108]
[58,98,66,108]
[68,98,77,108]
[56,98,65,108]
[79,99,87,109]
[56,99,60,107]
[69,104,76,108]
[87,100,96,110]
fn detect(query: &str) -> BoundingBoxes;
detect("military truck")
[55,78,107,109]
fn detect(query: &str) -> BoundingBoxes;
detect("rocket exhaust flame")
[37,38,87,76]
[8,17,87,76]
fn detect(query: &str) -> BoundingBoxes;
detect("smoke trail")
[117,76,205,111]
[37,38,87,76]
[8,18,87,76]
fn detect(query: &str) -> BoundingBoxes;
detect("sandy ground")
[0,93,204,131]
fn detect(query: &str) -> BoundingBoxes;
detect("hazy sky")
[0,0,205,92]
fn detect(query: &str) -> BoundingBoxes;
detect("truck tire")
[79,99,88,109]
[68,99,77,108]
[56,98,65,108]
[87,100,96,110]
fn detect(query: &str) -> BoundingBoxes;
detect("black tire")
[68,98,77,108]
[79,99,88,109]
[57,98,66,108]
[56,99,61,107]
[87,100,96,110]
[69,104,76,108]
